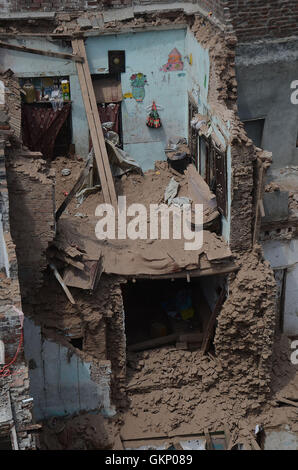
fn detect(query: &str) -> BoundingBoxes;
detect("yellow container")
[23,82,36,104]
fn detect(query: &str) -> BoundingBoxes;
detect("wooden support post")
[204,428,213,450]
[253,161,264,245]
[72,39,117,207]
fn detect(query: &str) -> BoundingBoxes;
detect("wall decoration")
[123,92,133,99]
[130,73,148,102]
[161,48,184,72]
[146,101,162,128]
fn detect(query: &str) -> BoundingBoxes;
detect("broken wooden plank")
[128,333,179,352]
[277,397,298,408]
[72,39,117,208]
[18,424,42,432]
[50,263,75,305]
[0,40,84,63]
[201,289,226,354]
[55,151,93,221]
[128,331,203,352]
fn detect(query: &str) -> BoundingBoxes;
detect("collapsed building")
[0,0,297,451]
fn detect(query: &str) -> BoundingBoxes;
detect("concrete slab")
[1,12,56,20]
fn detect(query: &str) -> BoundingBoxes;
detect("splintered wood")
[72,39,117,207]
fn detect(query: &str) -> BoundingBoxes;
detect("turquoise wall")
[86,29,187,170]
[3,30,188,169]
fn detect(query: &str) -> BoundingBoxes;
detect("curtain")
[22,103,71,160]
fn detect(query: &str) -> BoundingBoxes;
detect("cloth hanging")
[22,103,71,160]
[97,103,120,134]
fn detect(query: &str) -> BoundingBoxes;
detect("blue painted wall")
[86,29,187,170]
[3,31,188,169]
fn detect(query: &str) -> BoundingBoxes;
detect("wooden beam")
[126,264,238,281]
[277,397,298,409]
[72,39,117,207]
[50,263,76,305]
[128,331,203,352]
[0,40,84,63]
[253,161,265,245]
[18,424,42,432]
[204,428,213,450]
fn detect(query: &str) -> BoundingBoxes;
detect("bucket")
[167,152,190,173]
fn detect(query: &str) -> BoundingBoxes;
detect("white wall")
[262,239,298,335]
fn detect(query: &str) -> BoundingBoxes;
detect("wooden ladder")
[72,39,117,207]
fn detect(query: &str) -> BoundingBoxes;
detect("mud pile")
[40,413,119,450]
[215,247,277,408]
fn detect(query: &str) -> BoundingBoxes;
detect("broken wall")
[23,273,126,419]
[5,154,55,299]
[214,248,277,410]
[24,317,114,421]
[0,71,36,450]
[186,17,255,251]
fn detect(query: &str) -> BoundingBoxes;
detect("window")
[188,98,199,168]
[243,118,265,148]
[199,135,227,217]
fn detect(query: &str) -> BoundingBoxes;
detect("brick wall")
[1,0,297,41]
[0,77,35,448]
[0,0,131,11]
[6,155,55,300]
[226,0,298,42]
